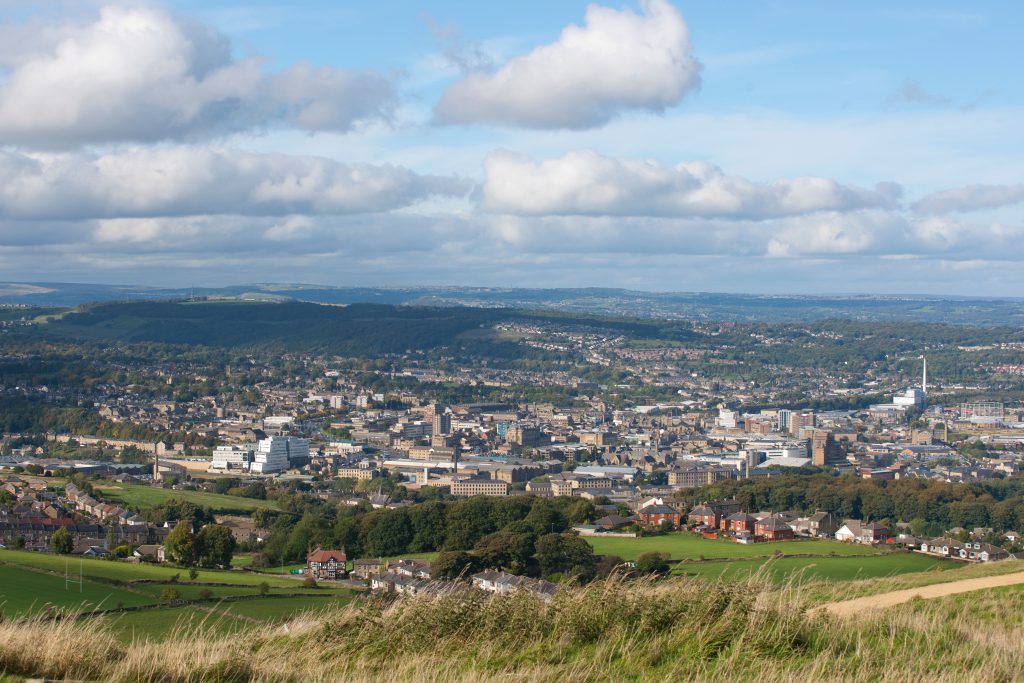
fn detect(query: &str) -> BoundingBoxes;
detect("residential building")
[306,547,347,581]
[755,515,795,541]
[636,504,681,528]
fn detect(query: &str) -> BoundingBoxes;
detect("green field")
[222,595,348,621]
[95,482,279,513]
[0,564,153,616]
[0,549,302,587]
[674,553,947,583]
[586,534,885,561]
[100,605,250,641]
[101,595,352,641]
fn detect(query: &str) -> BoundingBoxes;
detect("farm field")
[586,533,885,561]
[674,553,947,583]
[0,564,153,616]
[95,482,279,513]
[99,594,353,641]
[222,595,349,621]
[0,549,301,587]
[100,604,250,641]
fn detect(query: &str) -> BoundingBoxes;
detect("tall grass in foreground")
[1,572,1021,682]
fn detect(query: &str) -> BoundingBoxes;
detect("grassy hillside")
[2,568,1022,682]
[586,534,884,561]
[96,482,279,514]
[0,549,300,588]
[0,564,152,616]
[675,554,945,583]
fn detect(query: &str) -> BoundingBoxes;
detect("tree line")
[680,473,1024,534]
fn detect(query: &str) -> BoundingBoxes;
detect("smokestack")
[922,356,927,394]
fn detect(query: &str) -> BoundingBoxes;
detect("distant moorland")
[3,282,1024,325]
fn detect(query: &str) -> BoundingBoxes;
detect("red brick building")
[722,512,756,533]
[687,505,717,528]
[637,504,681,528]
[754,516,795,541]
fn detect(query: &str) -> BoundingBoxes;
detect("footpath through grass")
[95,482,279,513]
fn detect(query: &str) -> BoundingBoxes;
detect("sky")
[0,0,1021,295]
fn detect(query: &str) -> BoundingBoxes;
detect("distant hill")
[37,301,505,354]
[3,282,1024,326]
[32,300,670,356]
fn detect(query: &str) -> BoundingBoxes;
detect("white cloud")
[481,150,900,219]
[434,0,700,129]
[0,147,471,220]
[765,211,906,257]
[0,5,396,147]
[913,183,1024,215]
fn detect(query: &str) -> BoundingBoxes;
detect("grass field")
[7,566,1024,682]
[100,595,353,641]
[0,549,303,587]
[100,605,250,641]
[813,557,1024,603]
[586,533,885,561]
[0,564,153,616]
[95,482,279,513]
[222,595,348,621]
[674,553,946,583]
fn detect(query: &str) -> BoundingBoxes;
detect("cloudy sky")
[0,0,1021,295]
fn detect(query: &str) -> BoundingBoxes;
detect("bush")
[635,552,671,576]
[199,588,214,600]
[302,577,318,589]
[160,587,181,603]
[257,582,270,596]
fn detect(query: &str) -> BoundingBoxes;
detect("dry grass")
[1,571,1022,682]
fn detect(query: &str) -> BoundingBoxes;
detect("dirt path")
[818,570,1024,617]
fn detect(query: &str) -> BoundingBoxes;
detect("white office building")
[716,409,738,430]
[211,445,254,471]
[251,436,309,474]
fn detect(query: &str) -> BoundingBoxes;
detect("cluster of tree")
[432,530,597,582]
[164,521,237,568]
[211,478,267,500]
[252,496,597,570]
[680,473,1024,533]
[144,499,215,527]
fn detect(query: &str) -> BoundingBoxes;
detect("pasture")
[0,564,152,616]
[586,533,885,561]
[95,482,279,513]
[674,553,946,583]
[0,549,304,587]
[101,595,352,642]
